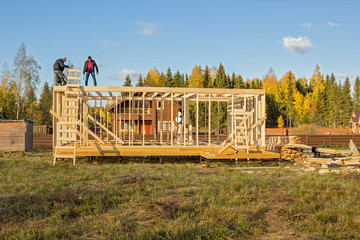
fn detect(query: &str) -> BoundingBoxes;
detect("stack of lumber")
[276,145,310,162]
[338,157,360,165]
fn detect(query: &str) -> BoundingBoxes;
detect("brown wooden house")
[108,87,182,136]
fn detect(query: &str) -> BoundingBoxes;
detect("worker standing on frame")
[83,56,99,86]
[53,57,69,86]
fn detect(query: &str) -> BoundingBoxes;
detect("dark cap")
[88,56,92,59]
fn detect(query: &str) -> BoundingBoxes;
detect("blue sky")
[0,0,359,93]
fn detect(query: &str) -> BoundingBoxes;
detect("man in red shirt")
[83,56,99,86]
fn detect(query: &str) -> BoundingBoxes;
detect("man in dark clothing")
[53,57,69,86]
[83,56,99,86]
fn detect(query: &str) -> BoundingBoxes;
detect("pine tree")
[327,73,339,127]
[124,74,132,86]
[213,63,227,88]
[229,72,236,89]
[250,78,262,89]
[353,76,360,110]
[24,86,38,121]
[309,65,325,124]
[185,73,189,87]
[123,74,132,96]
[136,74,144,87]
[203,66,211,88]
[212,63,227,128]
[262,68,279,127]
[38,81,52,125]
[165,67,174,87]
[173,70,182,87]
[296,77,308,95]
[234,74,245,89]
[276,71,296,127]
[340,77,352,126]
[160,72,166,87]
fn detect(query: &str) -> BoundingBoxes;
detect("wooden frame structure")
[52,71,279,164]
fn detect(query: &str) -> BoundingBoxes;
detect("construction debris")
[276,145,310,162]
[349,139,360,156]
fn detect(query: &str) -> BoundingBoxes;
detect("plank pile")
[276,145,310,162]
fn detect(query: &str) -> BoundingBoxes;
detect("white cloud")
[136,21,161,36]
[326,21,339,27]
[107,68,141,82]
[336,73,350,79]
[335,71,360,80]
[281,36,315,54]
[101,40,120,48]
[301,22,312,29]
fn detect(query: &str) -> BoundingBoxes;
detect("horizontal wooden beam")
[53,86,265,95]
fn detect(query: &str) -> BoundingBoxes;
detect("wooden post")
[128,93,131,145]
[119,94,122,141]
[183,94,186,146]
[142,92,145,146]
[160,98,163,144]
[196,93,199,146]
[94,99,97,137]
[208,94,211,146]
[261,94,266,146]
[106,99,109,142]
[217,101,219,143]
[171,93,173,146]
[100,99,103,142]
[154,100,156,141]
[132,95,135,144]
[231,95,234,143]
[115,92,118,146]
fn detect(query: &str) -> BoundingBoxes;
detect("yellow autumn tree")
[145,67,161,87]
[309,65,324,99]
[262,68,278,96]
[188,65,204,88]
[277,115,284,128]
[293,91,312,125]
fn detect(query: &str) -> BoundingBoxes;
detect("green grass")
[1,151,360,239]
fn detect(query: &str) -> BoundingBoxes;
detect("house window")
[158,121,173,132]
[156,101,164,110]
[136,101,149,108]
[121,121,133,130]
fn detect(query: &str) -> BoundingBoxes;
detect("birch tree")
[13,43,41,119]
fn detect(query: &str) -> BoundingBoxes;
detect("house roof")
[350,110,360,123]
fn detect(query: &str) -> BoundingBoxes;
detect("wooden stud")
[171,93,173,146]
[196,93,199,146]
[208,94,211,146]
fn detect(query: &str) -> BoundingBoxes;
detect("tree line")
[1,43,359,129]
[125,64,359,129]
[0,43,52,125]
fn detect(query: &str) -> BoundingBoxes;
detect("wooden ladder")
[231,111,250,154]
[53,69,81,165]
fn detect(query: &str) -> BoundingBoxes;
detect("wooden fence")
[35,134,360,150]
[297,134,360,147]
[33,134,52,148]
[266,134,360,148]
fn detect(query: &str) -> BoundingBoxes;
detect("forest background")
[1,43,359,130]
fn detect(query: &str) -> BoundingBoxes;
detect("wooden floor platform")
[53,145,280,160]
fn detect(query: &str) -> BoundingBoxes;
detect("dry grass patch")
[1,152,360,239]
